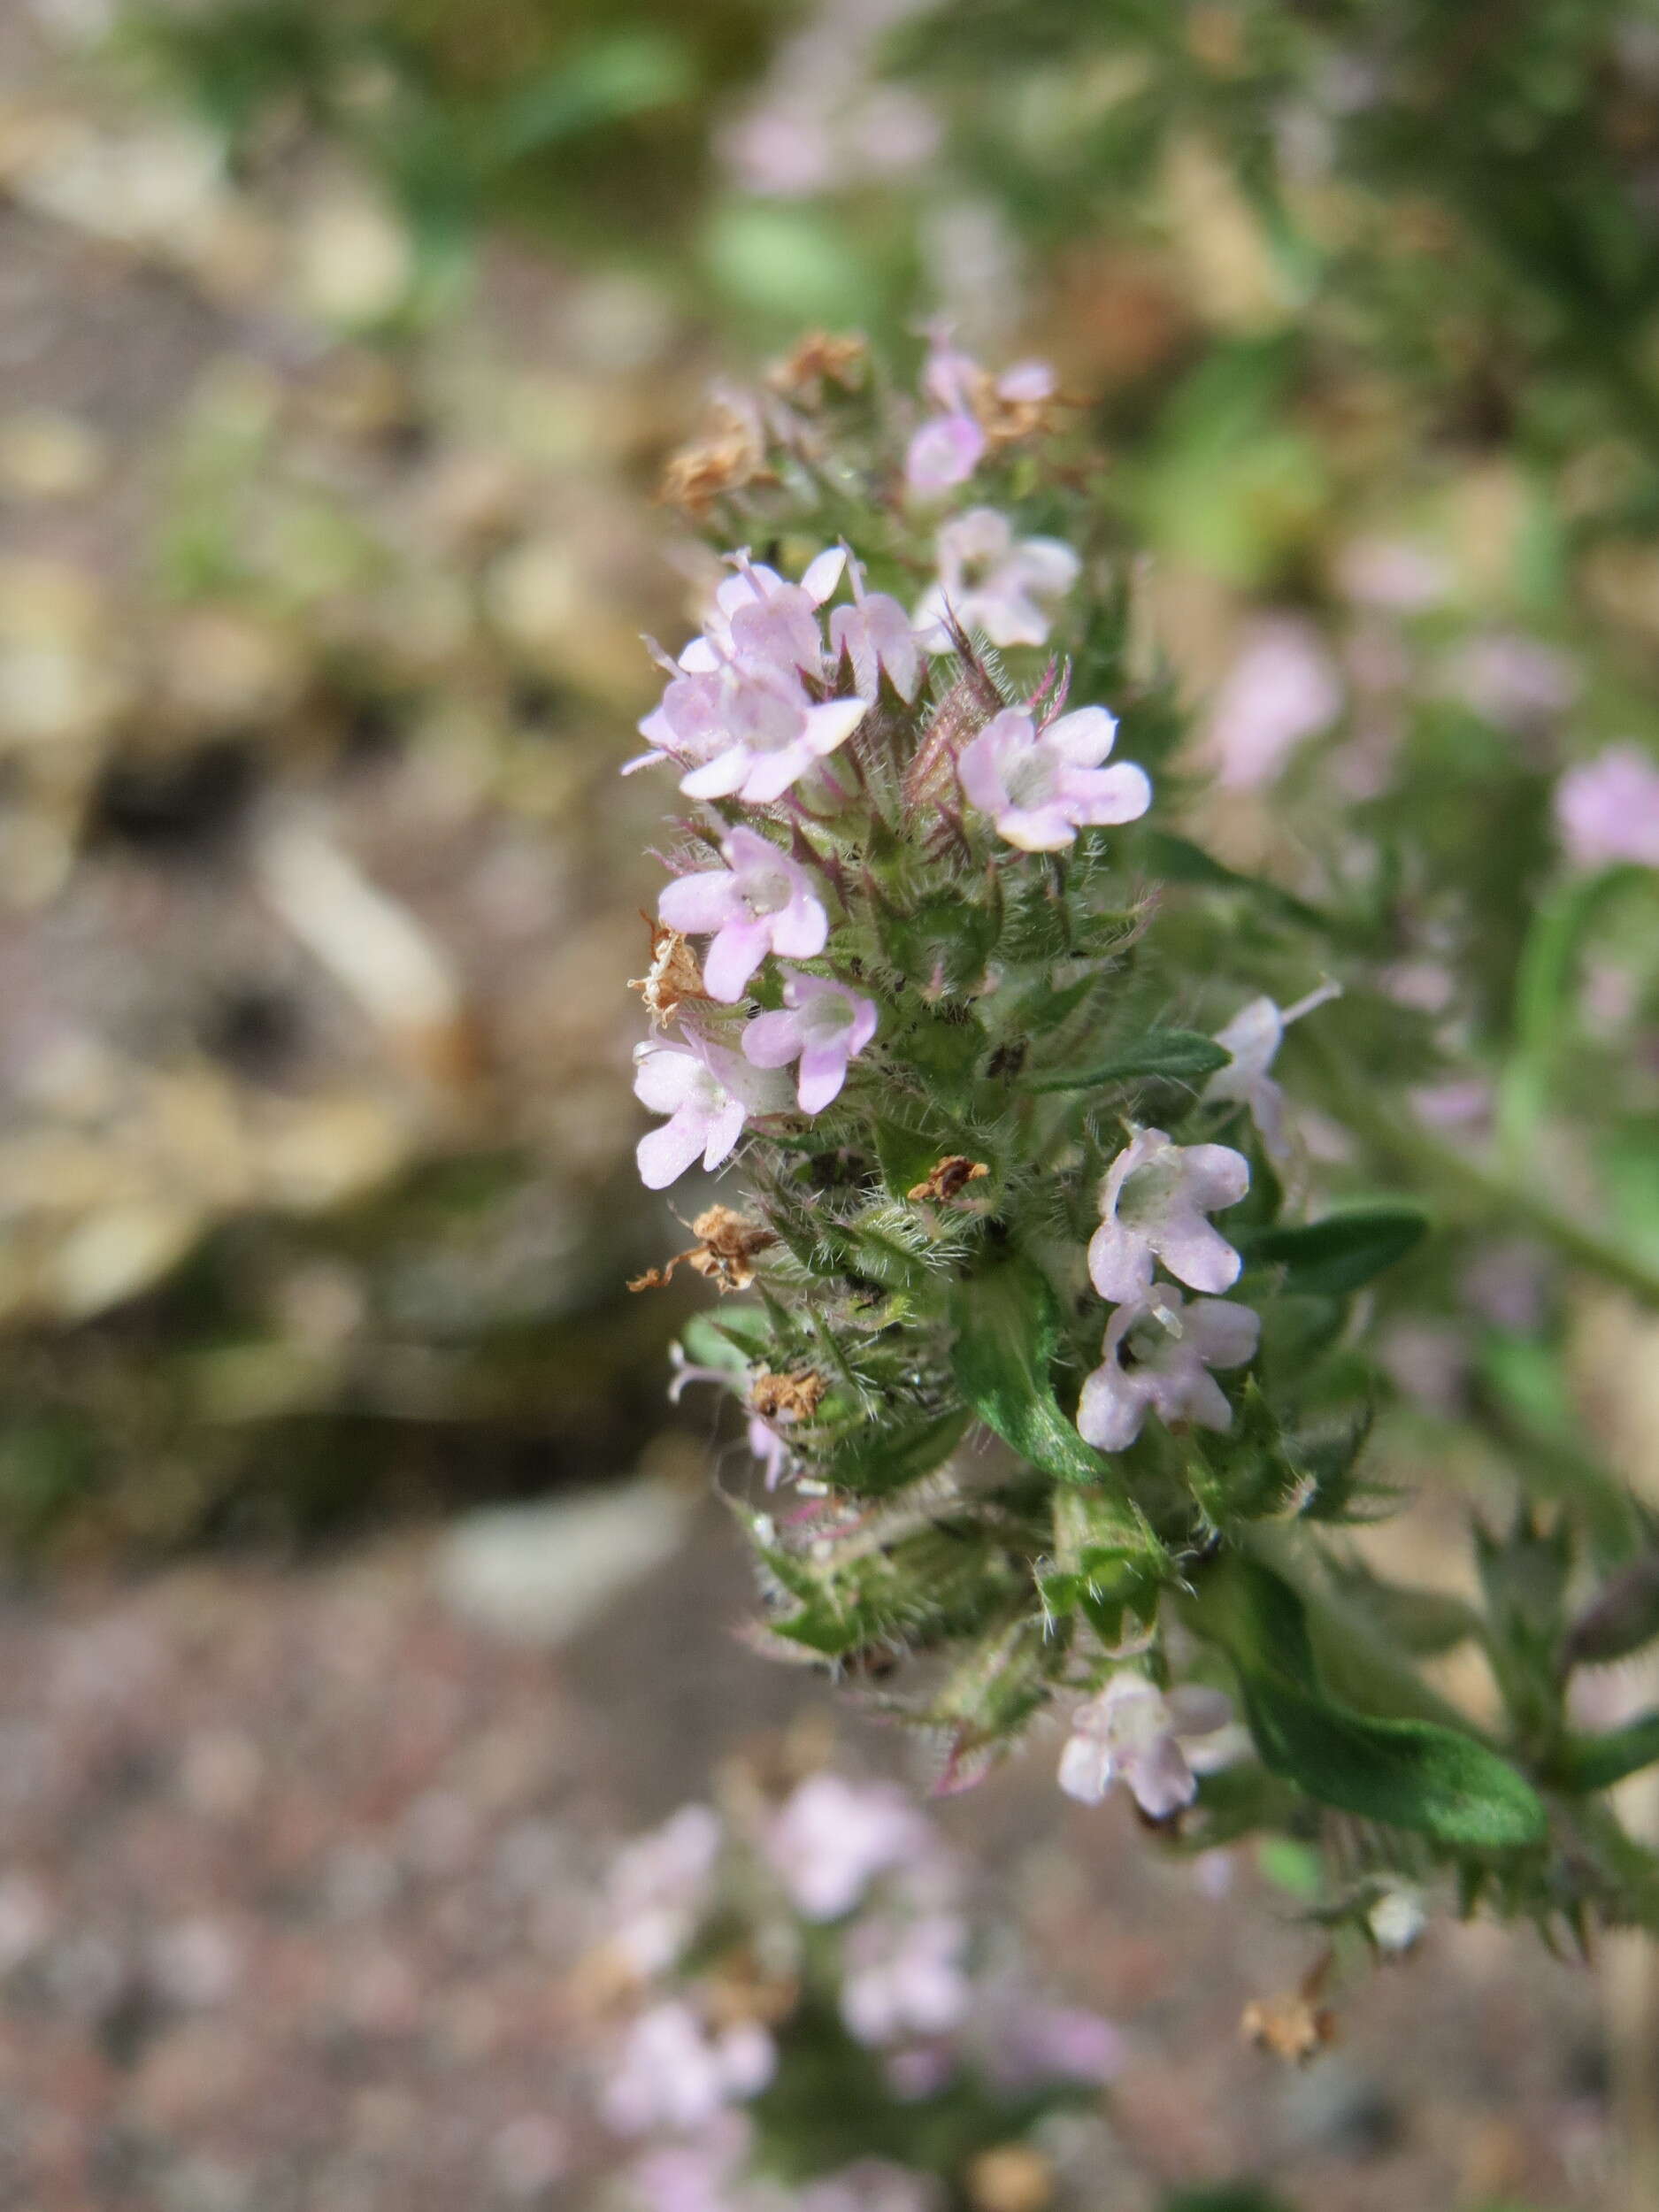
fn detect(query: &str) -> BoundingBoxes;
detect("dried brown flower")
[966,2143,1056,2212]
[1240,1954,1339,2064]
[628,1204,776,1294]
[749,1367,827,1424]
[657,400,774,518]
[908,1156,991,1203]
[628,916,708,1032]
[766,330,869,404]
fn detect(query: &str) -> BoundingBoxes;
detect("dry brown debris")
[628,1206,777,1294]
[1240,1952,1339,2065]
[908,1156,991,1203]
[749,1367,827,1424]
[628,917,709,1032]
[766,330,869,403]
[657,400,775,518]
[965,2142,1057,2212]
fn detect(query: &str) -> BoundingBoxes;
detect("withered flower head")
[908,1156,991,1203]
[628,916,708,1032]
[629,1203,776,1294]
[749,1367,827,1424]
[766,331,869,404]
[657,399,774,519]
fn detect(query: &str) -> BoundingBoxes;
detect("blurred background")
[2,0,1658,2205]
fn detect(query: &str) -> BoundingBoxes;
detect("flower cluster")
[625,340,1617,1948]
[591,1772,1122,2212]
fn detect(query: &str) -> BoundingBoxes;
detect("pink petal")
[741,1009,804,1069]
[1180,1143,1252,1210]
[1184,1299,1261,1369]
[637,1109,710,1190]
[1065,761,1152,826]
[658,870,738,933]
[803,696,868,757]
[703,917,772,1002]
[737,741,817,804]
[771,891,828,961]
[681,748,752,800]
[1154,1213,1242,1295]
[701,1094,749,1171]
[1057,1733,1116,1804]
[796,1042,849,1114]
[1045,706,1118,766]
[1010,537,1081,595]
[800,547,847,604]
[1125,1737,1196,1821]
[995,803,1079,851]
[905,411,985,493]
[1087,1220,1154,1304]
[633,1048,702,1114]
[1076,1361,1147,1453]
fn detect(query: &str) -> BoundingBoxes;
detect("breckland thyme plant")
[626,333,1659,1951]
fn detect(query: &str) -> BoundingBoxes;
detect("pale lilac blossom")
[841,1914,971,2046]
[634,1039,792,1190]
[763,1774,936,1922]
[1076,1287,1260,1453]
[1088,1129,1251,1303]
[607,1806,722,1976]
[627,2115,749,2212]
[659,829,830,1002]
[904,333,987,493]
[1555,745,1659,871]
[958,705,1150,853]
[978,1996,1126,2091]
[741,971,878,1112]
[603,2002,776,2135]
[1200,618,1343,789]
[746,1414,793,1492]
[799,2163,941,2212]
[828,557,925,703]
[688,548,847,679]
[1442,633,1578,730]
[1200,982,1340,1159]
[1057,1672,1237,1819]
[913,507,1079,651]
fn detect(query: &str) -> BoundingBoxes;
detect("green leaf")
[1239,1670,1545,1850]
[949,1253,1108,1485]
[680,1306,771,1369]
[1555,1714,1659,1794]
[1202,1558,1545,1849]
[1139,829,1348,939]
[1238,1205,1429,1296]
[819,1408,970,1497]
[1022,1028,1230,1093]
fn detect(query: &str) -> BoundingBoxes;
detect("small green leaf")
[1202,1558,1545,1849]
[681,1306,772,1366]
[1023,1028,1230,1093]
[1238,1205,1429,1296]
[1555,1714,1659,1794]
[1239,1670,1545,1849]
[820,1408,970,1497]
[949,1253,1108,1485]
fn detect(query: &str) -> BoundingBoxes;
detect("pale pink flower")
[1442,633,1578,730]
[828,557,925,703]
[627,2115,749,2212]
[763,1774,935,1922]
[1057,1672,1236,1819]
[1200,982,1340,1159]
[746,1414,793,1492]
[659,829,830,1002]
[1088,1129,1251,1303]
[1200,618,1343,789]
[801,2163,941,2212]
[905,411,987,495]
[633,1039,791,1190]
[979,1996,1126,2090]
[741,971,878,1112]
[913,507,1079,651]
[958,705,1150,853]
[607,1806,722,1977]
[1555,745,1659,871]
[841,1914,970,2046]
[687,548,847,680]
[1076,1286,1259,1453]
[1334,536,1449,611]
[603,2002,775,2134]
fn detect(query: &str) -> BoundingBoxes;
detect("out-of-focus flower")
[1075,1288,1260,1452]
[694,549,847,680]
[913,509,1079,650]
[763,1774,936,1921]
[659,831,830,1003]
[1199,618,1343,789]
[1088,1130,1250,1303]
[958,704,1150,853]
[1368,1886,1426,1954]
[741,972,879,1113]
[841,1914,971,2045]
[634,1041,791,1189]
[608,1806,723,1977]
[603,2002,776,2135]
[1056,1673,1235,1819]
[628,2112,751,2212]
[1555,745,1659,870]
[1442,633,1578,730]
[799,2162,941,2212]
[1200,983,1340,1159]
[978,1996,1126,2091]
[1333,537,1450,612]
